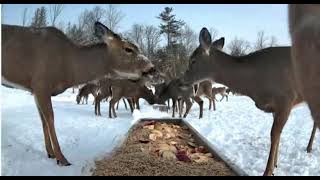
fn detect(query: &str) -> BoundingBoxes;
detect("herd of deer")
[1,4,319,176]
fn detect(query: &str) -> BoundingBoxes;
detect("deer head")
[94,22,155,80]
[183,27,225,85]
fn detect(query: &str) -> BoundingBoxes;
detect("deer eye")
[125,48,133,53]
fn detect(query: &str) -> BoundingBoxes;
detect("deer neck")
[210,49,255,96]
[69,44,114,87]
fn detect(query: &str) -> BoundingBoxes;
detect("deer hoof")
[57,160,72,166]
[307,148,312,153]
[48,154,55,159]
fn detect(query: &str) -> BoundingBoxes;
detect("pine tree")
[31,6,48,28]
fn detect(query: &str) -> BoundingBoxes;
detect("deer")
[181,28,305,176]
[94,78,133,116]
[155,78,204,119]
[1,22,155,166]
[212,87,229,102]
[193,37,225,111]
[289,4,320,153]
[76,83,99,105]
[108,79,156,118]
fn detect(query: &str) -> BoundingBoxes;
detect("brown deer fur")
[1,22,154,166]
[182,28,303,176]
[289,4,320,153]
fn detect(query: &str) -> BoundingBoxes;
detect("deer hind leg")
[34,93,71,166]
[193,96,203,119]
[123,98,128,110]
[35,96,55,159]
[183,99,193,118]
[136,98,140,110]
[116,100,120,110]
[263,106,290,176]
[127,98,134,113]
[307,122,317,153]
[178,99,183,118]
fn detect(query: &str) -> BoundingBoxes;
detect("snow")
[1,85,320,176]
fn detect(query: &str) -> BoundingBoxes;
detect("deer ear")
[94,21,116,45]
[199,27,212,53]
[212,37,225,50]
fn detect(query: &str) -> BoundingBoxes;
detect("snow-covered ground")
[1,85,319,176]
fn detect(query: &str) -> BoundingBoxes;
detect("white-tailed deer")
[193,37,225,111]
[76,83,99,104]
[182,28,303,176]
[109,79,156,118]
[212,87,228,102]
[1,22,155,166]
[289,4,320,153]
[155,78,204,119]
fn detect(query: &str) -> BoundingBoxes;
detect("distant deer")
[212,87,228,102]
[289,5,320,153]
[182,28,304,176]
[1,22,155,166]
[156,78,204,118]
[76,83,99,104]
[193,37,225,111]
[109,79,156,118]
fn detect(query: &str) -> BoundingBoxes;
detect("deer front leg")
[98,99,101,116]
[208,97,212,110]
[307,122,317,153]
[263,107,290,176]
[34,93,71,166]
[183,99,193,118]
[172,99,176,118]
[94,99,98,115]
[109,97,121,118]
[34,96,55,159]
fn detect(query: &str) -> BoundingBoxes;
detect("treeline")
[20,4,278,79]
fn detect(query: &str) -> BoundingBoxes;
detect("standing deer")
[212,87,229,102]
[1,22,155,166]
[182,28,304,176]
[76,83,99,104]
[109,79,156,118]
[193,37,225,111]
[289,4,320,153]
[156,78,204,119]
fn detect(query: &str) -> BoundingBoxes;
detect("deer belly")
[1,76,31,92]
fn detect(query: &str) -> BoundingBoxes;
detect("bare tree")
[105,4,125,32]
[209,27,219,41]
[254,31,269,50]
[144,25,161,58]
[228,37,251,56]
[22,8,28,26]
[78,6,106,44]
[49,4,64,27]
[125,24,145,52]
[179,24,197,56]
[269,35,278,47]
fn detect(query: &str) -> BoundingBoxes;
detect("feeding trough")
[93,118,247,176]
